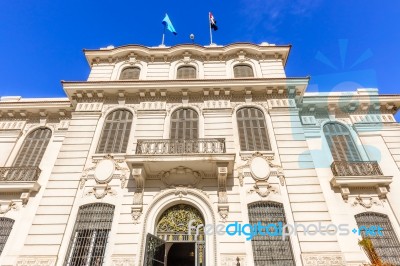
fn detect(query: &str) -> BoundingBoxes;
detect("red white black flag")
[209,12,218,31]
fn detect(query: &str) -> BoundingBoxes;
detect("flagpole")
[161,24,166,46]
[209,12,213,45]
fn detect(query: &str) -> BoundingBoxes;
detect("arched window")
[323,122,362,161]
[237,107,270,151]
[170,108,198,139]
[233,64,254,78]
[97,110,133,154]
[177,66,196,79]
[13,128,52,167]
[355,212,400,265]
[64,203,115,266]
[119,67,140,80]
[0,217,14,255]
[248,202,295,266]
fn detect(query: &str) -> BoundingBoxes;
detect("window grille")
[355,212,400,265]
[13,128,51,167]
[323,122,362,161]
[177,66,196,79]
[170,108,198,139]
[64,203,115,266]
[237,107,270,151]
[0,217,14,255]
[96,110,133,154]
[119,67,140,80]
[233,64,254,78]
[248,202,295,266]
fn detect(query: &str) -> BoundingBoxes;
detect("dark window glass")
[120,67,140,80]
[97,110,133,154]
[234,64,254,78]
[177,66,196,79]
[170,109,198,139]
[237,108,270,151]
[323,123,362,161]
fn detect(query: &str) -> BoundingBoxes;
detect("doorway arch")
[139,189,217,266]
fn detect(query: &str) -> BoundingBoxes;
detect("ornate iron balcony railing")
[0,166,41,182]
[331,161,383,176]
[136,138,226,155]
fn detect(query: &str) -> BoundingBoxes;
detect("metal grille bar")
[248,202,295,266]
[0,217,14,255]
[331,161,383,176]
[0,166,41,182]
[64,203,115,266]
[355,212,400,265]
[136,138,226,154]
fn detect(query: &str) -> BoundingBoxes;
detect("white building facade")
[0,42,400,266]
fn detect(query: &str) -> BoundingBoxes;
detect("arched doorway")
[144,204,206,266]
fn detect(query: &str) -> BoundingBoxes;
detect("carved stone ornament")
[86,184,117,199]
[221,255,246,266]
[218,204,229,222]
[351,195,382,208]
[16,257,57,266]
[80,154,129,189]
[301,253,345,266]
[111,257,135,266]
[159,166,203,188]
[236,152,285,186]
[0,201,18,214]
[248,181,277,198]
[131,206,142,224]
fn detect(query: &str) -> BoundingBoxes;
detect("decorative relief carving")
[80,154,129,190]
[86,184,117,199]
[76,102,103,112]
[0,201,18,214]
[351,114,395,124]
[138,101,166,110]
[0,120,26,131]
[351,195,382,208]
[248,181,277,198]
[16,257,57,266]
[111,257,135,266]
[221,255,246,266]
[236,152,284,185]
[268,98,296,109]
[159,166,203,188]
[301,253,345,266]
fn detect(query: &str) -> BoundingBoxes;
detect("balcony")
[329,161,392,200]
[0,166,41,192]
[136,138,226,155]
[331,161,383,177]
[126,138,235,189]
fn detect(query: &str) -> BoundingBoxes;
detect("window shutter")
[64,203,115,266]
[97,110,133,154]
[120,67,140,80]
[323,123,362,161]
[13,128,51,167]
[248,202,295,265]
[170,109,198,139]
[0,217,14,255]
[233,64,254,78]
[236,108,270,151]
[355,212,400,265]
[177,66,196,79]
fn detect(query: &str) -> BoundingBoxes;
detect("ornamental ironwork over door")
[144,233,166,266]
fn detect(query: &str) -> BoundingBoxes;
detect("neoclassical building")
[0,42,400,266]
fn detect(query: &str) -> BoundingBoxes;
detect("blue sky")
[0,1,399,108]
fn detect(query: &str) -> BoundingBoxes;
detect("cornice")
[83,42,291,67]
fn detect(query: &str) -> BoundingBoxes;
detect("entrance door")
[144,233,166,266]
[167,242,195,266]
